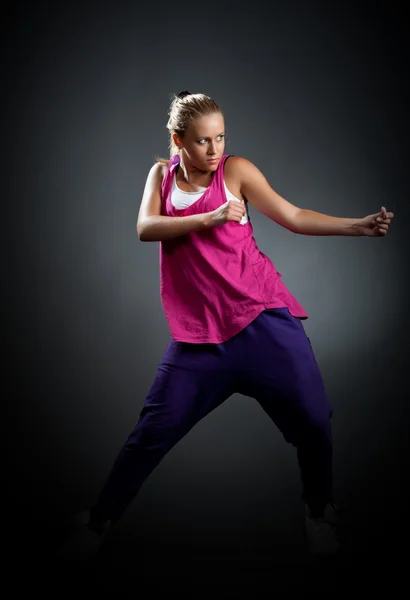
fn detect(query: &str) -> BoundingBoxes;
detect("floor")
[10,500,407,597]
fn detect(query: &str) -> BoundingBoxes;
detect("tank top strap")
[161,154,180,208]
[213,154,233,189]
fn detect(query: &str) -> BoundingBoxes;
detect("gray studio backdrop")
[8,2,407,548]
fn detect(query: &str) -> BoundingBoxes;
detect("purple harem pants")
[91,308,333,524]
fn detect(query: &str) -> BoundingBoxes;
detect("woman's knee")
[125,410,192,452]
[298,406,333,444]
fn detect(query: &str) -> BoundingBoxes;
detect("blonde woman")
[61,90,393,561]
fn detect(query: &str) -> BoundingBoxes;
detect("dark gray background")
[4,0,409,589]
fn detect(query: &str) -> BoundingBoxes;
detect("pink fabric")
[159,153,308,343]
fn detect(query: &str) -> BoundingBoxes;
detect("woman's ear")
[172,133,183,151]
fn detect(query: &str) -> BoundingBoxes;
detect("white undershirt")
[170,174,249,225]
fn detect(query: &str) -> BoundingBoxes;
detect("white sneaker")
[322,503,339,526]
[57,511,111,564]
[305,503,340,555]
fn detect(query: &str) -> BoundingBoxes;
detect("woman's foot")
[57,509,111,564]
[304,503,341,555]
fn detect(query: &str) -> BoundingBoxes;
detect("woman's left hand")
[359,206,394,237]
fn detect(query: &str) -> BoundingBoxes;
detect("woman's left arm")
[235,157,394,237]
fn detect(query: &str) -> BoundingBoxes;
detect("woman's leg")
[234,308,334,516]
[89,339,234,528]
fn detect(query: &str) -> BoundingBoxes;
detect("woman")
[62,91,393,560]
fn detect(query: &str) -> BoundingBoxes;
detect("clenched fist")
[210,199,246,227]
[359,206,394,237]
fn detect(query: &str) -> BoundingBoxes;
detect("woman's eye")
[198,135,224,145]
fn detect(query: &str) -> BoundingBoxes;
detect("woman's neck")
[179,155,210,179]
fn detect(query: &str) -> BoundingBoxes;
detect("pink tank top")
[160,153,308,343]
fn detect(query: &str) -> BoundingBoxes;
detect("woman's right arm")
[137,163,213,242]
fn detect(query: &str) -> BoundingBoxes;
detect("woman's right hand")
[209,199,246,227]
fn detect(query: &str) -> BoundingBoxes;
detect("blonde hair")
[155,91,222,165]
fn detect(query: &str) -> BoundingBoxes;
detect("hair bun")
[177,90,191,99]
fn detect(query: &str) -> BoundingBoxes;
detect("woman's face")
[174,112,225,172]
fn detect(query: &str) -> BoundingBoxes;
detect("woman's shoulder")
[224,155,255,178]
[147,159,169,179]
[225,154,253,166]
[142,161,168,190]
[155,157,170,168]
[223,156,254,201]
